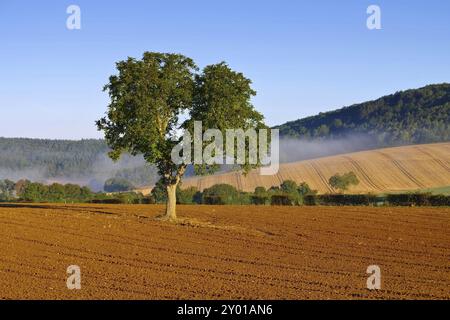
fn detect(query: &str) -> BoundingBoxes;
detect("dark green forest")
[276,83,450,145]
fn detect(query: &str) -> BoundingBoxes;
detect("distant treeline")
[2,179,449,206]
[276,83,450,146]
[0,138,159,189]
[0,179,148,204]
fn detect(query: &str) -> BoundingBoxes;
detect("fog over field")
[0,151,158,192]
[278,135,379,163]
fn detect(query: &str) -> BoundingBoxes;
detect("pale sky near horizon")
[1,0,449,139]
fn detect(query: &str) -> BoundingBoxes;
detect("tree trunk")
[164,183,177,220]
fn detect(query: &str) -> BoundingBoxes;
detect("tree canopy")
[97,52,268,219]
[329,172,360,192]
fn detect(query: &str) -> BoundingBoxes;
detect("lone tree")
[97,52,268,220]
[329,171,360,193]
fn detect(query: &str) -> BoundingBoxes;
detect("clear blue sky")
[1,0,449,139]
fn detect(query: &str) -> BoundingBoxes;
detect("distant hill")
[276,83,450,146]
[178,142,450,194]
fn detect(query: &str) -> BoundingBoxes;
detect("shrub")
[386,193,449,206]
[386,193,432,206]
[410,193,431,206]
[151,180,167,204]
[203,195,225,205]
[271,194,295,206]
[202,184,240,205]
[279,180,302,205]
[428,195,450,206]
[22,183,49,202]
[280,180,298,194]
[304,194,317,206]
[386,194,412,206]
[329,171,360,192]
[252,186,269,205]
[298,182,316,196]
[89,198,123,204]
[251,195,268,205]
[238,192,252,205]
[318,194,376,206]
[177,186,200,204]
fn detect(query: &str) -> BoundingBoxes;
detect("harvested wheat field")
[171,142,450,194]
[0,203,449,300]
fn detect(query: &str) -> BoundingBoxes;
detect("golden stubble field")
[0,203,449,300]
[170,142,450,193]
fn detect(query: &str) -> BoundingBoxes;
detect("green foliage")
[202,184,240,205]
[280,180,298,194]
[0,179,16,201]
[89,192,150,204]
[251,186,269,205]
[270,180,316,205]
[48,183,65,201]
[304,194,318,206]
[97,52,269,218]
[189,62,268,175]
[22,183,49,202]
[279,180,302,205]
[270,195,295,206]
[3,178,449,207]
[254,186,268,196]
[97,52,197,185]
[19,181,94,203]
[381,192,450,206]
[276,83,450,145]
[428,195,450,206]
[177,186,201,204]
[318,194,377,206]
[238,192,252,205]
[151,179,168,204]
[104,178,135,193]
[298,182,316,196]
[329,172,359,192]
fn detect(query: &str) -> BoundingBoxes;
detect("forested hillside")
[276,84,450,145]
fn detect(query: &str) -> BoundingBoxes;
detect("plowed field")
[0,204,449,300]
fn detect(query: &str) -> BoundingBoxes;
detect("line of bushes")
[3,178,450,207]
[173,183,450,207]
[385,193,450,206]
[0,179,154,204]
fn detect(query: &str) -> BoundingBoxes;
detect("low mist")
[278,134,379,163]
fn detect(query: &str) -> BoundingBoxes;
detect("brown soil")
[0,203,449,300]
